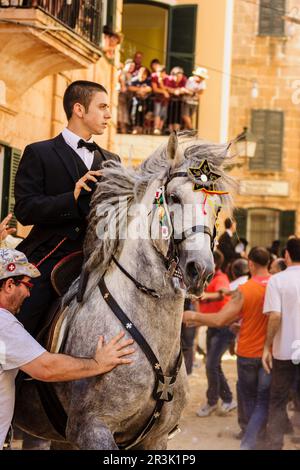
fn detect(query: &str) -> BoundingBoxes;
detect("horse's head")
[83,131,233,300]
[149,132,233,297]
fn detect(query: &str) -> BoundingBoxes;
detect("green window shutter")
[1,145,21,228]
[106,0,117,30]
[167,5,197,77]
[258,0,285,36]
[250,110,284,171]
[250,110,266,170]
[233,208,248,240]
[279,211,295,246]
[1,145,11,222]
[9,147,21,228]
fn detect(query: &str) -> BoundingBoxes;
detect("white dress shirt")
[62,128,94,170]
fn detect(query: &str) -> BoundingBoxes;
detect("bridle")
[110,170,220,296]
[162,170,220,278]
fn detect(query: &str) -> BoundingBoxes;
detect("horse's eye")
[169,193,181,204]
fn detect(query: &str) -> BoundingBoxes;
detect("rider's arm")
[21,332,135,382]
[15,145,80,225]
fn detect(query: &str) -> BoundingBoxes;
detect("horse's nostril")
[186,262,199,280]
[206,273,213,284]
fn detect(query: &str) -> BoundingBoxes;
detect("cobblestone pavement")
[168,356,300,451]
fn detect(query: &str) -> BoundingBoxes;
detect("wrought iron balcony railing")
[1,0,103,46]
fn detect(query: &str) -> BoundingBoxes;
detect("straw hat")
[192,67,209,79]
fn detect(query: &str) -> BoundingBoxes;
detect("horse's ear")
[167,131,178,165]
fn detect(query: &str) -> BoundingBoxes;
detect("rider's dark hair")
[63,80,107,120]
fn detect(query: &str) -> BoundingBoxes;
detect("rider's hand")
[0,214,16,241]
[74,170,102,201]
[94,331,135,374]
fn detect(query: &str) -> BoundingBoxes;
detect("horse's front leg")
[66,414,118,450]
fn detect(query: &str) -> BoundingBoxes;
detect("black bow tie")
[77,139,99,152]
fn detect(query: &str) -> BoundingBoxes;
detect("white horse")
[15,132,233,449]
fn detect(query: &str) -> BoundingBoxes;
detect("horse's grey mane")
[80,132,235,287]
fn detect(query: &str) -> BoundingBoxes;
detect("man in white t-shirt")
[0,248,135,450]
[262,238,300,450]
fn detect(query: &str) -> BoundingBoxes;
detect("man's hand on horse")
[74,170,102,201]
[94,331,135,374]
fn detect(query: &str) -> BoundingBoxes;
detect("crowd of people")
[117,52,208,135]
[182,217,300,450]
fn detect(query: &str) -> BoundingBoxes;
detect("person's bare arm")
[183,290,244,328]
[262,312,281,374]
[152,81,169,97]
[21,331,135,382]
[201,291,224,301]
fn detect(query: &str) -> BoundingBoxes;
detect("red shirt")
[199,270,230,314]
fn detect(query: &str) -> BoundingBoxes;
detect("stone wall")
[228,0,300,236]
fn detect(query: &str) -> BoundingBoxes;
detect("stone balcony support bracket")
[0,7,102,107]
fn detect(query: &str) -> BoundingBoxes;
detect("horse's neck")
[104,239,184,359]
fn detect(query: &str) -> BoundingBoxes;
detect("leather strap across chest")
[98,277,183,450]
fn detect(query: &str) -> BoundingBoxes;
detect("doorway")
[122,3,168,69]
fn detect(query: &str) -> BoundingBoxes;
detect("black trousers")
[267,359,300,449]
[17,255,61,337]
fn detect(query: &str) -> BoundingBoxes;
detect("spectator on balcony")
[182,67,209,130]
[128,67,152,135]
[102,25,122,60]
[117,59,135,134]
[151,65,170,136]
[150,58,161,75]
[132,51,144,77]
[166,67,187,132]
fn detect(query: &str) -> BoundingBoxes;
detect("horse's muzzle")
[184,261,214,297]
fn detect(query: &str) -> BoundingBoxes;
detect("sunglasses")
[14,280,34,291]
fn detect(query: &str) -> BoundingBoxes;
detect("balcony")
[1,1,103,45]
[0,1,103,107]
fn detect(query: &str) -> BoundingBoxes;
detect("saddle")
[38,250,83,352]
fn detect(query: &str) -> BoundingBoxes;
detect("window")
[248,209,279,248]
[258,0,285,36]
[167,5,197,77]
[235,208,295,249]
[250,110,284,171]
[279,210,296,246]
[0,143,21,227]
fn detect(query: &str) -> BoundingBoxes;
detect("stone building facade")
[229,0,300,248]
[1,0,299,248]
[0,1,123,237]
